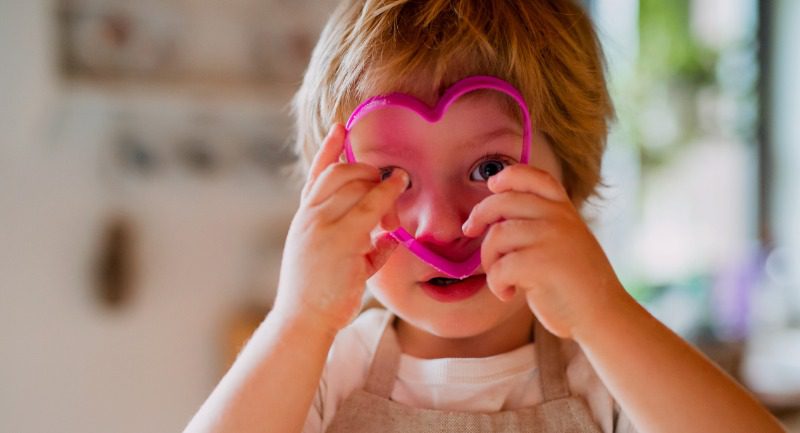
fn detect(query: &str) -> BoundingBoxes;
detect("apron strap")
[364,310,570,401]
[363,311,402,398]
[534,317,570,401]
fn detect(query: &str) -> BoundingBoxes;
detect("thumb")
[365,232,399,276]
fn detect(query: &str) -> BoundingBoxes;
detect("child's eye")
[469,157,512,182]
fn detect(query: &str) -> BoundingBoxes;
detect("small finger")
[463,192,558,237]
[306,163,380,207]
[481,219,549,272]
[378,203,401,232]
[343,168,409,229]
[486,250,530,302]
[302,124,346,198]
[313,178,378,221]
[365,232,400,276]
[488,164,569,203]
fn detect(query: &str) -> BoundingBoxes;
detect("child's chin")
[416,311,502,339]
[426,301,530,336]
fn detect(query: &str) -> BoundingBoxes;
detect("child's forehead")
[348,87,525,135]
[348,93,524,160]
[355,92,521,132]
[358,83,522,114]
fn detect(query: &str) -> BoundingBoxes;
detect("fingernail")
[393,169,409,188]
[462,220,471,234]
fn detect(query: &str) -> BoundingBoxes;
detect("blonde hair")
[292,0,614,207]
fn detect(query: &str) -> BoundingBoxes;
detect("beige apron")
[325,311,603,432]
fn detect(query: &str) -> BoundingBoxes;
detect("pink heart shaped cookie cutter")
[343,75,532,279]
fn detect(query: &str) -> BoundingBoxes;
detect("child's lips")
[419,273,487,303]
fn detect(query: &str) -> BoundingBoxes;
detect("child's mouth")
[420,274,486,303]
[427,277,462,286]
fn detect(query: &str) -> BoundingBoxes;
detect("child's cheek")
[368,247,417,302]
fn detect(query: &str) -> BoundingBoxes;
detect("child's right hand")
[272,124,409,336]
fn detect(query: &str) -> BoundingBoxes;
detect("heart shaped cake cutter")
[343,75,532,279]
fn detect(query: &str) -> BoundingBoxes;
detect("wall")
[0,2,298,432]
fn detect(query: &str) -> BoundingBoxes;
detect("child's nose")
[405,185,476,258]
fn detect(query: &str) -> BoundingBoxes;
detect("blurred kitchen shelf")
[61,75,299,106]
[54,73,304,209]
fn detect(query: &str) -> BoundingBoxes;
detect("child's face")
[349,92,564,338]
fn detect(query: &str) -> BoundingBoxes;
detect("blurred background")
[1,0,798,432]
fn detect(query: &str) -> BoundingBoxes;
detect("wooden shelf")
[61,74,299,105]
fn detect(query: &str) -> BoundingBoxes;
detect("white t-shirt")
[302,308,637,433]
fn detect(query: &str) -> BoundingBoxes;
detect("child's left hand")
[462,164,628,340]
